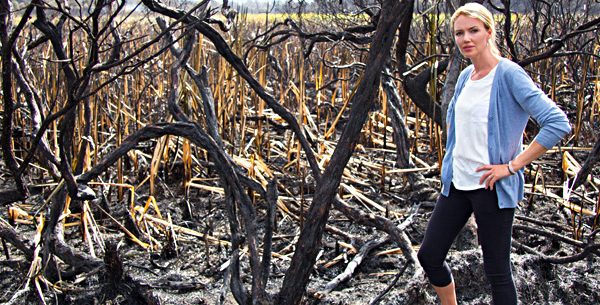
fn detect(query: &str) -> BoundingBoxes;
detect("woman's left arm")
[507,65,572,149]
[477,64,571,190]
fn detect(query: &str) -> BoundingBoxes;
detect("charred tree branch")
[513,240,600,264]
[0,219,34,260]
[568,139,600,190]
[403,60,448,127]
[518,16,600,66]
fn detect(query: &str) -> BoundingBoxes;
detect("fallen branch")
[0,218,34,260]
[512,240,600,264]
[513,224,586,249]
[318,237,388,295]
[369,262,411,305]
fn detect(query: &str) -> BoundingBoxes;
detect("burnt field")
[1,0,599,304]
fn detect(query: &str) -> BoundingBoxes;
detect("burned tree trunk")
[277,1,412,303]
[0,0,31,201]
[382,66,437,201]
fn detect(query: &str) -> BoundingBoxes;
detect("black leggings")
[417,184,517,305]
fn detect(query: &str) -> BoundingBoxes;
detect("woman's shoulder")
[497,58,524,74]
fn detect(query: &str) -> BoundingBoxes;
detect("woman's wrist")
[507,160,517,175]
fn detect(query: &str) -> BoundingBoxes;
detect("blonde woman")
[417,2,571,305]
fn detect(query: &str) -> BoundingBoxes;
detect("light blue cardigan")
[441,58,571,208]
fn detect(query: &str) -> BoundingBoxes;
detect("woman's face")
[453,14,492,59]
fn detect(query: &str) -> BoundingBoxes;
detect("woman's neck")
[470,52,500,80]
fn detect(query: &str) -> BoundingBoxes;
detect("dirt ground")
[1,152,599,305]
[1,191,599,305]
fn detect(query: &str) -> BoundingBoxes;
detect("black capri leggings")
[417,184,517,305]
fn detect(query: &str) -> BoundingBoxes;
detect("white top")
[452,66,497,190]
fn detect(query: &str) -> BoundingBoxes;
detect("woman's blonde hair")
[450,2,501,56]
